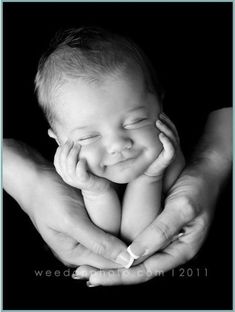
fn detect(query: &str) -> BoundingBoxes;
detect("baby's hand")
[144,113,180,178]
[54,141,110,195]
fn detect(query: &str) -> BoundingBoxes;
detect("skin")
[48,66,181,243]
[3,108,231,285]
[48,66,163,184]
[72,108,232,285]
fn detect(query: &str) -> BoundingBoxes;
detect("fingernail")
[72,272,85,280]
[156,119,162,126]
[86,281,99,288]
[128,244,149,258]
[127,246,140,260]
[116,250,134,269]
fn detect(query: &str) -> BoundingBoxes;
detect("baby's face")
[52,68,162,183]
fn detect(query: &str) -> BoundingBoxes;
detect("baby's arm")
[121,115,184,242]
[54,141,121,235]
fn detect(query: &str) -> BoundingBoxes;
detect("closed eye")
[78,135,100,145]
[124,118,149,129]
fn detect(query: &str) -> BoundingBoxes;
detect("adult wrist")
[191,148,231,187]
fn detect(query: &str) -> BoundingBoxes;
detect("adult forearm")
[3,139,52,212]
[189,108,232,184]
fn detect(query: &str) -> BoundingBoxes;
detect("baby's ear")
[48,129,60,146]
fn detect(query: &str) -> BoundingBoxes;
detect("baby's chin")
[104,168,145,184]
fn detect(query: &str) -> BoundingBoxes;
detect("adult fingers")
[71,244,127,269]
[65,218,133,269]
[43,227,124,269]
[126,196,197,260]
[88,264,149,286]
[87,243,190,286]
[141,214,208,275]
[87,216,207,286]
[72,265,99,280]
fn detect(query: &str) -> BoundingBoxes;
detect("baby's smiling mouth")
[103,151,141,168]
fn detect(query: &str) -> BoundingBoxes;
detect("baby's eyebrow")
[70,107,146,134]
[70,125,89,134]
[73,125,88,130]
[126,106,146,113]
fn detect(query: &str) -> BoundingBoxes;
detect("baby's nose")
[106,136,133,155]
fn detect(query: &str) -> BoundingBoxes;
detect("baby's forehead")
[52,64,158,123]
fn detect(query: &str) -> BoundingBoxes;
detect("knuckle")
[91,241,107,256]
[99,233,122,260]
[151,220,171,243]
[175,197,197,222]
[61,214,76,232]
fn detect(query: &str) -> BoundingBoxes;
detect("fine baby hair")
[34,26,163,127]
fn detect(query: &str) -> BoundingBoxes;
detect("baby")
[35,27,185,267]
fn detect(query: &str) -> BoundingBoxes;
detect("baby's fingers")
[156,119,178,147]
[75,158,90,183]
[159,113,180,144]
[159,132,175,164]
[54,141,73,177]
[54,146,63,176]
[66,143,81,177]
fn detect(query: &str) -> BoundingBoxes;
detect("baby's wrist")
[138,172,163,184]
[81,183,112,199]
[143,165,165,181]
[144,173,163,183]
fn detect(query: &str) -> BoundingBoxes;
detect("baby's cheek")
[141,126,162,161]
[79,145,103,174]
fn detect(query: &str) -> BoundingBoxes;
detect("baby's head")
[35,27,164,183]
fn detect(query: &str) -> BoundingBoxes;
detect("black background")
[3,2,232,310]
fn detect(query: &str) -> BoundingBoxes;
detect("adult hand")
[73,108,232,285]
[3,139,132,269]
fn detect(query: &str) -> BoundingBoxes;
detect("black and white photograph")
[3,2,232,310]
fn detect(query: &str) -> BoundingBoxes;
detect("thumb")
[67,218,134,269]
[127,199,192,260]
